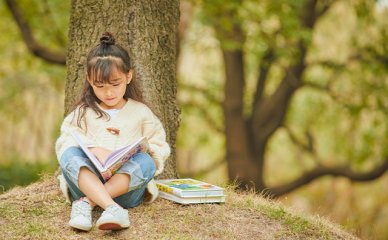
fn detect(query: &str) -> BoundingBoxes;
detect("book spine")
[156,183,224,198]
[107,159,124,177]
[156,184,181,196]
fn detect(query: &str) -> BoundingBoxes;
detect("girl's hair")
[73,32,143,128]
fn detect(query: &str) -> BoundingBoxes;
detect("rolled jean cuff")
[116,152,156,191]
[59,146,101,190]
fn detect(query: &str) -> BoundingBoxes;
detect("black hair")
[72,32,142,128]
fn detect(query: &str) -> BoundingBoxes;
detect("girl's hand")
[88,147,112,165]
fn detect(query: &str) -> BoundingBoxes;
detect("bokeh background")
[0,1,387,239]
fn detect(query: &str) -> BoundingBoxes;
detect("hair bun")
[100,32,115,45]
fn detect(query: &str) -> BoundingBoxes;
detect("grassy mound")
[0,175,358,240]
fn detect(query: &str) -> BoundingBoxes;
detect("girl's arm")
[88,147,112,165]
[142,109,171,175]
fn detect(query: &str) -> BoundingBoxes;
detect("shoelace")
[72,202,91,218]
[102,205,122,216]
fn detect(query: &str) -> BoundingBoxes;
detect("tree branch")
[250,0,326,144]
[266,158,388,197]
[179,100,224,134]
[182,157,226,179]
[251,48,274,111]
[310,53,361,69]
[41,0,66,47]
[179,83,222,105]
[284,126,325,167]
[301,0,337,29]
[303,81,329,91]
[5,0,66,65]
[284,126,315,154]
[251,57,305,145]
[317,0,338,18]
[300,0,318,29]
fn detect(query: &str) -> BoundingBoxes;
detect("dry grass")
[0,176,359,240]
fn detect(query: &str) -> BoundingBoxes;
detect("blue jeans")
[59,147,156,209]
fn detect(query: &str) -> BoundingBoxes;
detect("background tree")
[0,0,68,184]
[179,0,388,196]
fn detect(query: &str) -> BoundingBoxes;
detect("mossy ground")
[0,175,358,240]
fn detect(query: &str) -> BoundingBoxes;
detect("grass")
[0,159,56,193]
[0,175,359,240]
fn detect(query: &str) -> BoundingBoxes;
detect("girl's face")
[88,68,132,109]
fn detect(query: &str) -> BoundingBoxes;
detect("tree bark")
[222,49,263,189]
[65,0,180,178]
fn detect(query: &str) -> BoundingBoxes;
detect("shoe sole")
[69,223,92,231]
[98,222,129,230]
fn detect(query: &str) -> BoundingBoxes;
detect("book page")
[103,137,147,169]
[70,130,104,172]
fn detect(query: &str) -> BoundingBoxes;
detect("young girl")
[55,32,170,231]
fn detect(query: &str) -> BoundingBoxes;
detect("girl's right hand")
[88,147,112,165]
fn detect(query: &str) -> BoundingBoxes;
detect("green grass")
[261,205,310,232]
[0,159,56,193]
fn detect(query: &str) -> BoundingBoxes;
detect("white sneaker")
[69,200,92,231]
[96,204,130,230]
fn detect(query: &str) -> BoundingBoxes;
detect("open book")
[70,131,149,181]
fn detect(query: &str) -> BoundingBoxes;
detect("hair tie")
[100,32,115,45]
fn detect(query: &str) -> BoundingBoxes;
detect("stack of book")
[155,178,226,205]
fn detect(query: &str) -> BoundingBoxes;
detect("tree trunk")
[222,49,263,189]
[65,0,180,178]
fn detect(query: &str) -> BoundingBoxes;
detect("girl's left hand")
[88,147,112,165]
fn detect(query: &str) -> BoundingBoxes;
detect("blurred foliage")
[0,0,68,192]
[183,0,388,177]
[10,0,68,50]
[177,0,388,239]
[0,158,56,194]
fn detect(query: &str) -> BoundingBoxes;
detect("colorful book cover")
[155,178,225,198]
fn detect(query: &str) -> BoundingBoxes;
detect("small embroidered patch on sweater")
[106,127,120,135]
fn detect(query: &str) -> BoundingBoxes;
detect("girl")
[55,32,170,231]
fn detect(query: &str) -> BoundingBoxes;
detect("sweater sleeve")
[142,108,171,175]
[55,109,96,161]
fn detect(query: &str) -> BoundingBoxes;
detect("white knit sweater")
[55,99,170,203]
